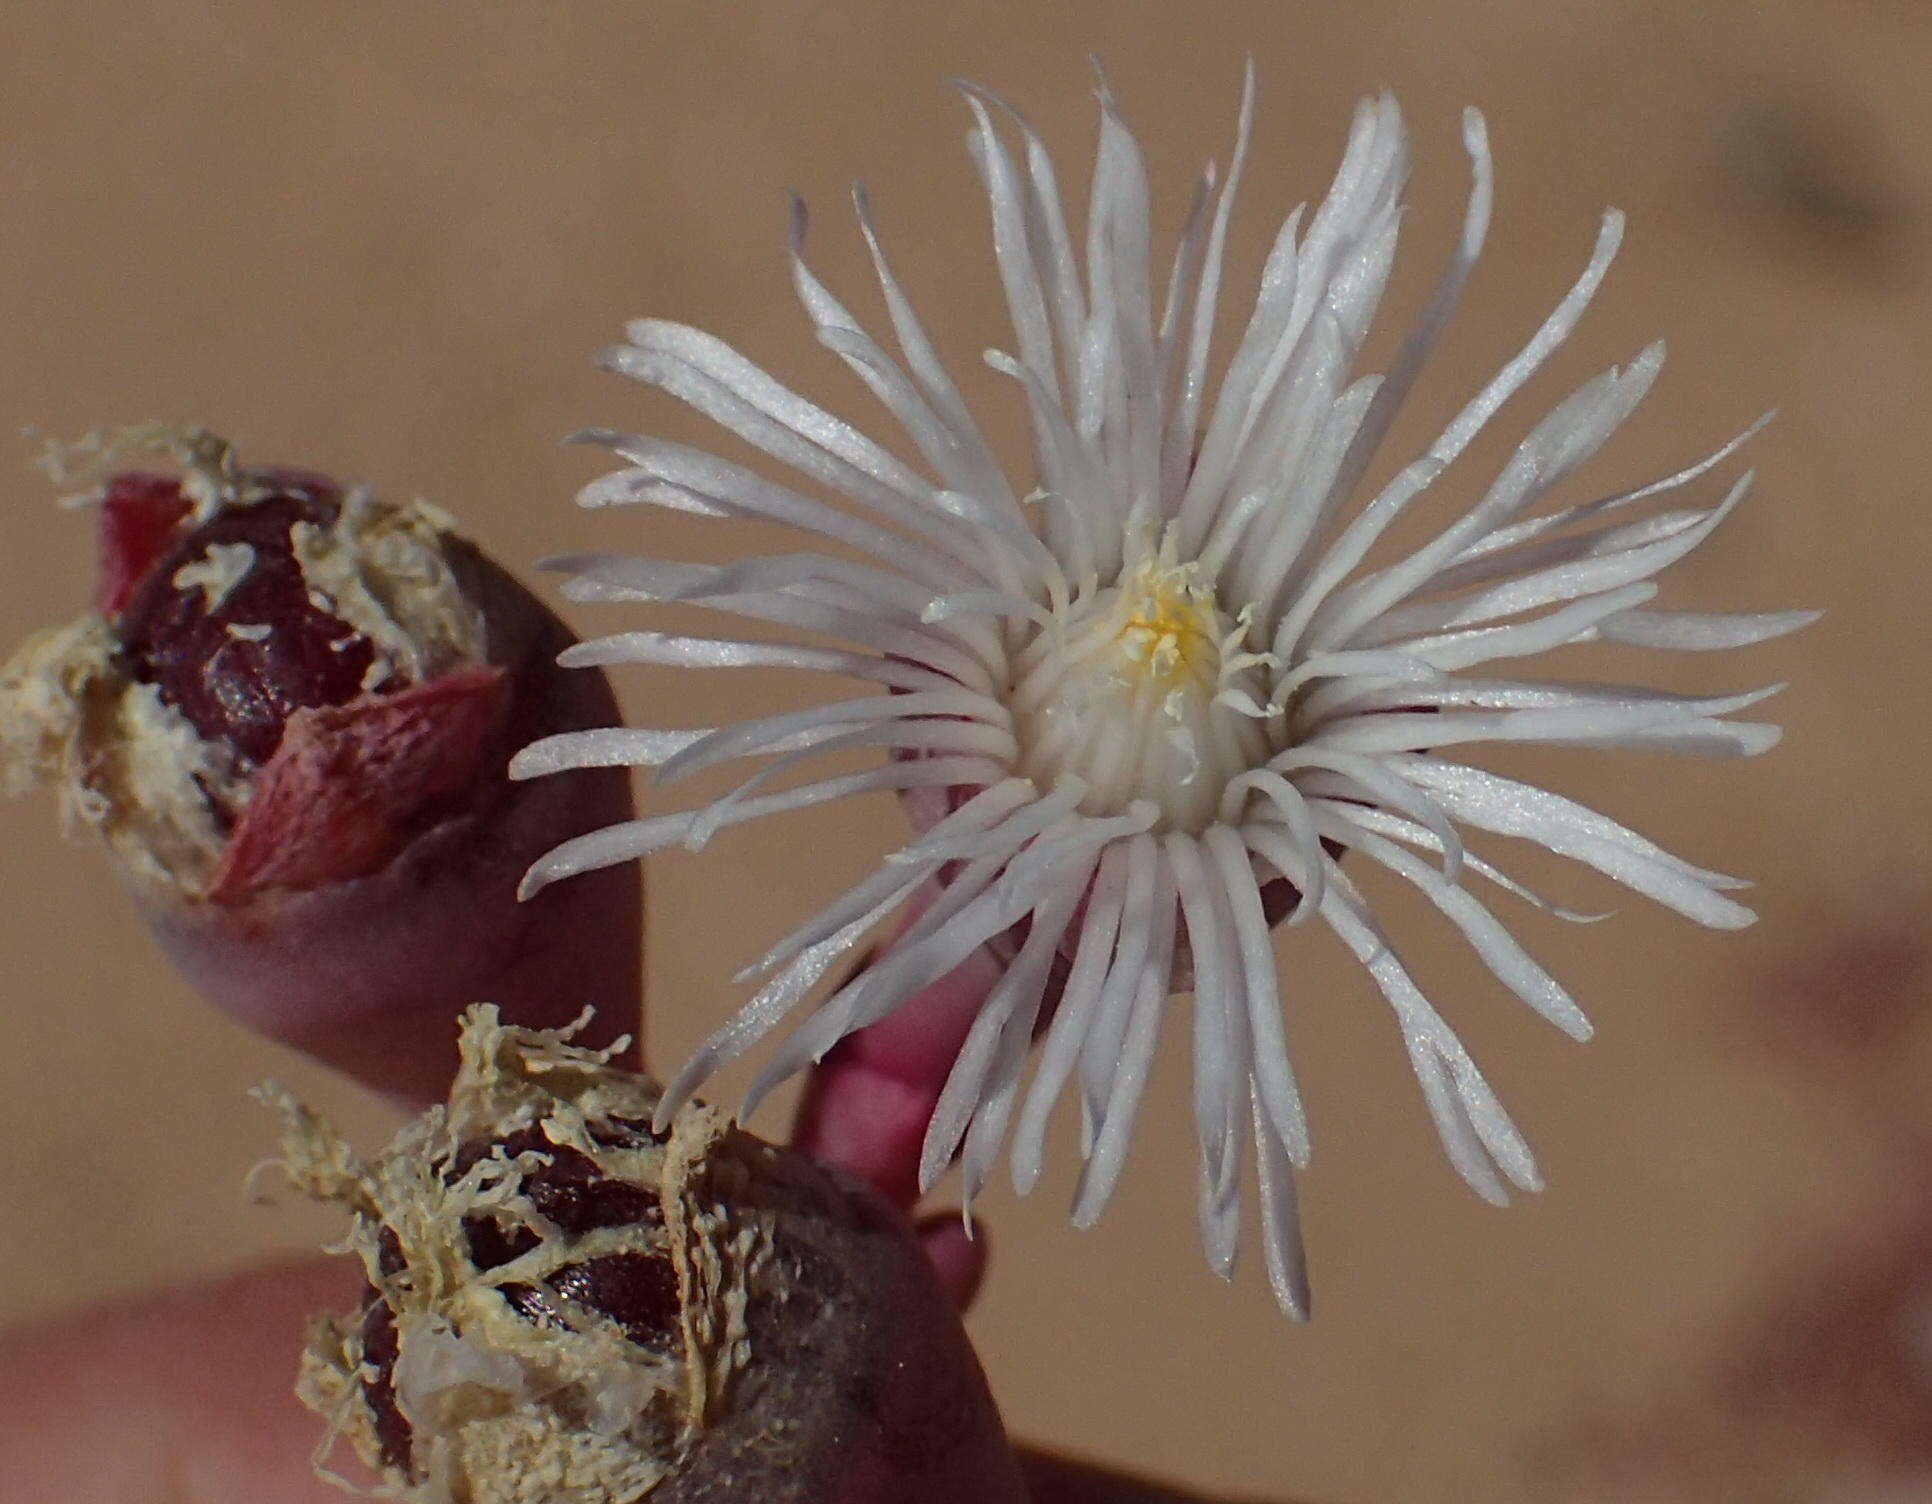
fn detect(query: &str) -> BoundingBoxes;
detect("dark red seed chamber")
[356,1117,682,1481]
[110,474,380,768]
[5,449,525,907]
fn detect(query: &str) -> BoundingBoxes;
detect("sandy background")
[0,3,1924,1500]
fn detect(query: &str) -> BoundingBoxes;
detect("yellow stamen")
[1112,555,1220,689]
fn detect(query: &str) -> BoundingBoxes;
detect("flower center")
[1008,546,1276,832]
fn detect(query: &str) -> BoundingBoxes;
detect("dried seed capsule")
[262,1006,1025,1504]
[2,430,640,1095]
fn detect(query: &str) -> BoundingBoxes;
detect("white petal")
[924,865,1091,1200]
[519,756,998,898]
[1316,867,1542,1200]
[572,427,967,590]
[1011,843,1131,1194]
[511,726,712,779]
[1353,472,1750,647]
[1457,410,1774,563]
[1322,106,1494,516]
[1304,798,1611,922]
[1396,756,1756,926]
[557,631,954,694]
[1073,846,1179,1227]
[1312,807,1592,1040]
[1205,824,1310,1162]
[654,688,1009,786]
[1596,606,1822,650]
[740,848,1014,1114]
[741,781,1035,982]
[1168,834,1244,1211]
[1221,769,1327,923]
[1171,59,1256,488]
[960,93,1063,409]
[1251,1091,1312,1319]
[654,882,913,1131]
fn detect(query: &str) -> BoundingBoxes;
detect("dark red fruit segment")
[352,1119,680,1480]
[358,1298,413,1474]
[116,486,376,765]
[95,473,191,617]
[206,665,509,901]
[468,1126,680,1348]
[361,1229,414,1475]
[542,1252,681,1347]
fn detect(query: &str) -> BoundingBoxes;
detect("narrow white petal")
[742,782,1034,984]
[1155,164,1215,498]
[1205,825,1310,1161]
[617,320,937,504]
[1309,342,1664,653]
[961,92,1063,407]
[1088,86,1162,521]
[1397,581,1659,672]
[740,849,1013,1115]
[1397,756,1756,925]
[1306,685,1782,757]
[1076,832,1163,1153]
[1221,770,1326,923]
[1251,1092,1312,1320]
[1169,834,1243,1205]
[1457,410,1774,563]
[1316,865,1542,1200]
[586,350,985,568]
[790,198,1004,510]
[550,551,999,689]
[572,427,968,590]
[1197,311,1351,576]
[1270,745,1463,881]
[893,777,1088,867]
[1011,843,1131,1194]
[511,727,712,779]
[1233,374,1382,615]
[519,756,997,898]
[924,588,1061,634]
[1172,59,1257,484]
[576,467,729,516]
[1307,797,1611,922]
[924,865,1091,1199]
[851,182,1020,511]
[1270,648,1441,709]
[1073,848,1179,1226]
[1353,475,1749,647]
[654,883,912,1131]
[557,631,955,694]
[1596,606,1822,650]
[1313,807,1591,1040]
[684,722,1018,850]
[655,688,1009,786]
[949,84,1088,389]
[1322,106,1494,516]
[1421,210,1625,470]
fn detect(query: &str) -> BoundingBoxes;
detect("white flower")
[515,67,1813,1318]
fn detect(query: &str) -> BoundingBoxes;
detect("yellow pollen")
[1112,557,1219,687]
